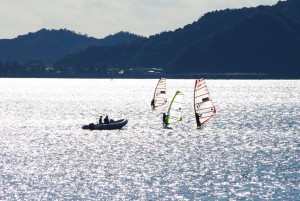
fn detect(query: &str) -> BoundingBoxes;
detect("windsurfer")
[163,113,167,128]
[196,113,201,128]
[151,99,155,110]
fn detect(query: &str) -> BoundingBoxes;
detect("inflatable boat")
[82,119,128,130]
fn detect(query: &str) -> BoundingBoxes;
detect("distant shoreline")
[0,73,299,79]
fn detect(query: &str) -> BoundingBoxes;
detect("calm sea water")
[0,78,299,200]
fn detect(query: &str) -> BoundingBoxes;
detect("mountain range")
[1,0,300,78]
[0,29,143,64]
[54,0,300,77]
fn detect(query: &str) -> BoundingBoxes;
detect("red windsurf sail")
[151,78,167,110]
[194,79,216,127]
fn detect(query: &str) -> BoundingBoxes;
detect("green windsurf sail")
[166,91,184,125]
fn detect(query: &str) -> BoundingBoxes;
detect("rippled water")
[0,78,299,200]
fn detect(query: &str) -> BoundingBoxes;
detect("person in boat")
[151,99,155,110]
[99,116,103,124]
[196,113,202,128]
[104,115,110,124]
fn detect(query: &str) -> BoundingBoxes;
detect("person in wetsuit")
[163,113,167,128]
[151,99,155,110]
[99,116,103,124]
[196,113,201,128]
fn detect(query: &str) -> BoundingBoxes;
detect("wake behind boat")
[82,119,128,130]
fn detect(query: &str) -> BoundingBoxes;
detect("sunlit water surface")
[0,78,299,200]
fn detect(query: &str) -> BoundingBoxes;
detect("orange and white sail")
[151,78,167,110]
[194,79,216,127]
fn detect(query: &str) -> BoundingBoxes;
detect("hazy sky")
[0,0,282,39]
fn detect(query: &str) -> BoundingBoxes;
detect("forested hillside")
[54,0,300,77]
[0,29,142,64]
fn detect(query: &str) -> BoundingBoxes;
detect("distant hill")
[54,0,300,77]
[0,29,143,64]
[168,0,300,75]
[54,8,256,69]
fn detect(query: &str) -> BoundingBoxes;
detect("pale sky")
[0,0,282,39]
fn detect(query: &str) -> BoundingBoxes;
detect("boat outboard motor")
[89,123,95,130]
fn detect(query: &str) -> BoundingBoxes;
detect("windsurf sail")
[166,91,184,125]
[151,78,167,110]
[194,79,216,128]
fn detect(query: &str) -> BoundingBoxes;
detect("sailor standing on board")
[196,113,202,129]
[163,113,167,128]
[151,99,155,110]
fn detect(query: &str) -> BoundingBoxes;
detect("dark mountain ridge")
[170,2,300,75]
[54,0,300,77]
[0,29,143,64]
[55,7,257,69]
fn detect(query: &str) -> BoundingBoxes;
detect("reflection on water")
[0,78,299,200]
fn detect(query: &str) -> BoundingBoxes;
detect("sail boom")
[196,106,215,111]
